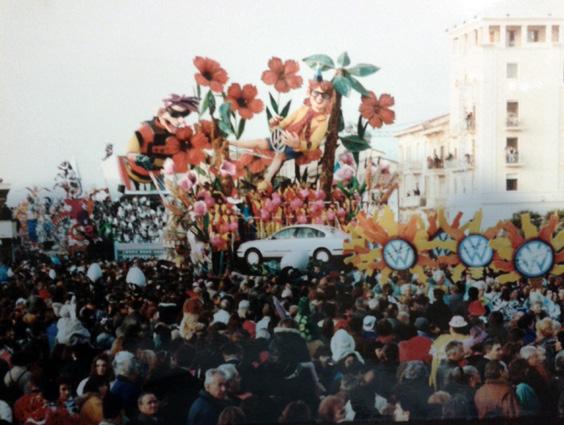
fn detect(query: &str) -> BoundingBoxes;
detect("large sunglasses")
[311,90,331,101]
[167,108,190,118]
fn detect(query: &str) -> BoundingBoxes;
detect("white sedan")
[237,224,351,266]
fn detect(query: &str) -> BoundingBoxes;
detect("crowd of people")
[0,252,563,424]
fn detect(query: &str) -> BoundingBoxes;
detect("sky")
[0,0,502,204]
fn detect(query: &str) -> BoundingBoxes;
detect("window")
[506,138,519,163]
[552,25,560,43]
[506,177,518,191]
[507,101,519,127]
[507,63,518,79]
[272,228,296,239]
[296,227,324,238]
[506,26,521,47]
[527,26,546,43]
[489,25,500,43]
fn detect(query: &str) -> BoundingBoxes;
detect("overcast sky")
[0,0,501,204]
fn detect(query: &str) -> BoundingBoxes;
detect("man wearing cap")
[429,315,470,389]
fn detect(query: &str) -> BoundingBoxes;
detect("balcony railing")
[402,195,426,208]
[445,157,474,170]
[506,114,520,128]
[427,157,444,169]
[505,151,523,166]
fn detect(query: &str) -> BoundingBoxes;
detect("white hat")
[367,298,379,311]
[87,263,103,283]
[126,266,146,287]
[363,315,376,332]
[213,309,230,325]
[281,287,293,299]
[449,315,468,328]
[330,329,356,363]
[48,269,57,280]
[238,300,250,310]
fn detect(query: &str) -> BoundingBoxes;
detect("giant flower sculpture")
[261,57,303,93]
[193,56,229,93]
[226,83,264,120]
[344,207,435,283]
[434,210,499,282]
[490,213,564,283]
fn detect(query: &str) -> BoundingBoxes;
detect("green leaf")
[332,75,351,97]
[196,84,201,99]
[213,177,223,192]
[347,75,370,96]
[341,135,371,152]
[353,152,360,166]
[200,90,211,115]
[219,119,233,136]
[193,166,207,176]
[266,106,272,122]
[219,102,231,123]
[207,91,216,115]
[347,63,380,77]
[280,100,292,117]
[236,118,246,139]
[338,110,345,132]
[357,115,365,138]
[359,182,367,195]
[302,54,335,70]
[337,52,351,67]
[269,93,279,114]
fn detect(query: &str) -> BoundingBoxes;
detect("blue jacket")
[187,390,228,425]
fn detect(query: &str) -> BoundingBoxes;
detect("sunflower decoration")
[422,210,463,265]
[344,206,436,283]
[434,210,499,282]
[489,212,564,284]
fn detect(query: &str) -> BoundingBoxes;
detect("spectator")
[187,369,229,425]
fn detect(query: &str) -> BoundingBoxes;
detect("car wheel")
[245,248,262,266]
[313,248,331,263]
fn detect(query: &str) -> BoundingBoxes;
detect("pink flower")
[228,222,239,231]
[178,175,194,192]
[334,164,355,183]
[337,208,346,218]
[260,209,270,221]
[219,223,230,234]
[339,152,355,166]
[193,201,208,216]
[315,190,326,201]
[220,160,237,177]
[265,199,275,213]
[311,200,324,213]
[162,158,175,175]
[314,216,323,224]
[271,193,281,204]
[299,189,309,199]
[290,198,303,210]
[297,215,307,224]
[204,196,215,209]
[327,210,336,221]
[210,236,226,250]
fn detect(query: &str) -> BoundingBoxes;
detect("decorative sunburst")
[424,210,463,265]
[490,213,564,284]
[344,207,435,283]
[434,210,499,282]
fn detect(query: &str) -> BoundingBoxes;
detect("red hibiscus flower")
[236,150,273,175]
[173,128,211,169]
[193,57,229,93]
[359,92,395,129]
[261,57,303,93]
[226,83,264,120]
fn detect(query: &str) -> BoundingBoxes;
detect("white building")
[396,0,564,226]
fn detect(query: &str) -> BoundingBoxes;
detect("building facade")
[396,0,564,226]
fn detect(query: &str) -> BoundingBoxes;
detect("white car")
[237,224,351,266]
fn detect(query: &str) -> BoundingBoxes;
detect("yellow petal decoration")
[553,230,564,252]
[497,272,521,284]
[467,210,483,234]
[379,207,398,237]
[469,267,484,279]
[490,237,513,261]
[451,264,466,283]
[521,213,539,240]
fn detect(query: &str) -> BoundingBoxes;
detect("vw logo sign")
[457,234,493,268]
[383,239,417,271]
[431,231,453,259]
[514,239,554,278]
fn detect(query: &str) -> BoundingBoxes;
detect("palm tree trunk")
[319,92,342,195]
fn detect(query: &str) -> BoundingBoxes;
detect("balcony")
[506,114,521,130]
[402,195,426,208]
[505,151,524,167]
[398,161,423,173]
[445,156,474,171]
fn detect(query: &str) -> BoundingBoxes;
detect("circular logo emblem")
[514,239,554,278]
[457,234,493,268]
[383,239,417,271]
[431,231,454,259]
